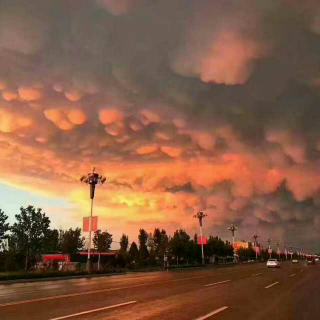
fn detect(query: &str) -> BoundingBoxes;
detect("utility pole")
[80,168,106,273]
[253,233,259,260]
[194,211,207,265]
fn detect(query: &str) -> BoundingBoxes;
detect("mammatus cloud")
[0,0,320,250]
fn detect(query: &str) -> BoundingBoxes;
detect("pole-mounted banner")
[83,216,98,232]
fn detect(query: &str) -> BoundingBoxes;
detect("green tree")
[43,229,60,252]
[223,240,234,257]
[237,247,256,261]
[138,229,149,266]
[153,228,169,263]
[11,206,51,271]
[93,230,113,252]
[118,234,129,267]
[60,228,85,255]
[0,209,10,249]
[147,232,156,265]
[168,229,190,265]
[120,234,129,252]
[128,241,139,264]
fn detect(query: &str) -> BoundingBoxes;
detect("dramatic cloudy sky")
[1,0,320,251]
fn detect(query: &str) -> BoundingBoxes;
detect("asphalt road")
[0,261,319,320]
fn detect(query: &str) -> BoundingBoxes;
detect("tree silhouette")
[0,209,10,249]
[93,230,112,252]
[11,206,51,271]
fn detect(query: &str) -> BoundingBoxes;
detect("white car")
[267,259,280,268]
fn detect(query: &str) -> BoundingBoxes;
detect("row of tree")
[1,206,239,271]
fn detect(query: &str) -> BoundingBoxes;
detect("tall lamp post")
[276,241,280,260]
[194,211,207,265]
[253,233,259,260]
[228,224,237,248]
[80,168,106,273]
[284,245,288,260]
[267,238,272,259]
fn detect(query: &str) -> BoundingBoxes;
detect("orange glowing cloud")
[136,144,158,155]
[99,108,125,125]
[18,87,43,101]
[200,32,263,85]
[44,108,87,130]
[0,108,32,133]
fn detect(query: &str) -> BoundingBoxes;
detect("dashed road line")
[49,301,137,320]
[289,274,296,278]
[194,306,229,320]
[204,280,231,287]
[265,282,279,289]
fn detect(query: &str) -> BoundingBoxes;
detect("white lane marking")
[289,274,296,278]
[300,269,303,272]
[204,280,231,287]
[194,306,229,320]
[49,301,137,320]
[265,282,279,289]
[252,273,262,277]
[0,267,263,306]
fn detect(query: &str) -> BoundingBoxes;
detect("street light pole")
[276,241,280,260]
[284,245,288,260]
[194,211,207,265]
[228,224,237,262]
[228,224,237,248]
[267,238,272,259]
[253,233,259,260]
[80,168,106,273]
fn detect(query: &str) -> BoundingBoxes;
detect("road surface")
[0,261,319,320]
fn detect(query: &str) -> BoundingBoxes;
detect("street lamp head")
[228,224,237,232]
[100,176,107,184]
[193,211,207,219]
[194,211,207,227]
[80,168,106,199]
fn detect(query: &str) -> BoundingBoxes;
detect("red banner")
[83,217,89,232]
[198,236,208,245]
[91,216,98,232]
[268,249,273,254]
[277,250,281,255]
[83,216,98,232]
[255,247,260,253]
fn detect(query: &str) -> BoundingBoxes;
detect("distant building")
[233,241,253,250]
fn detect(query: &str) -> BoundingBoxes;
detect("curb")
[0,272,126,285]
